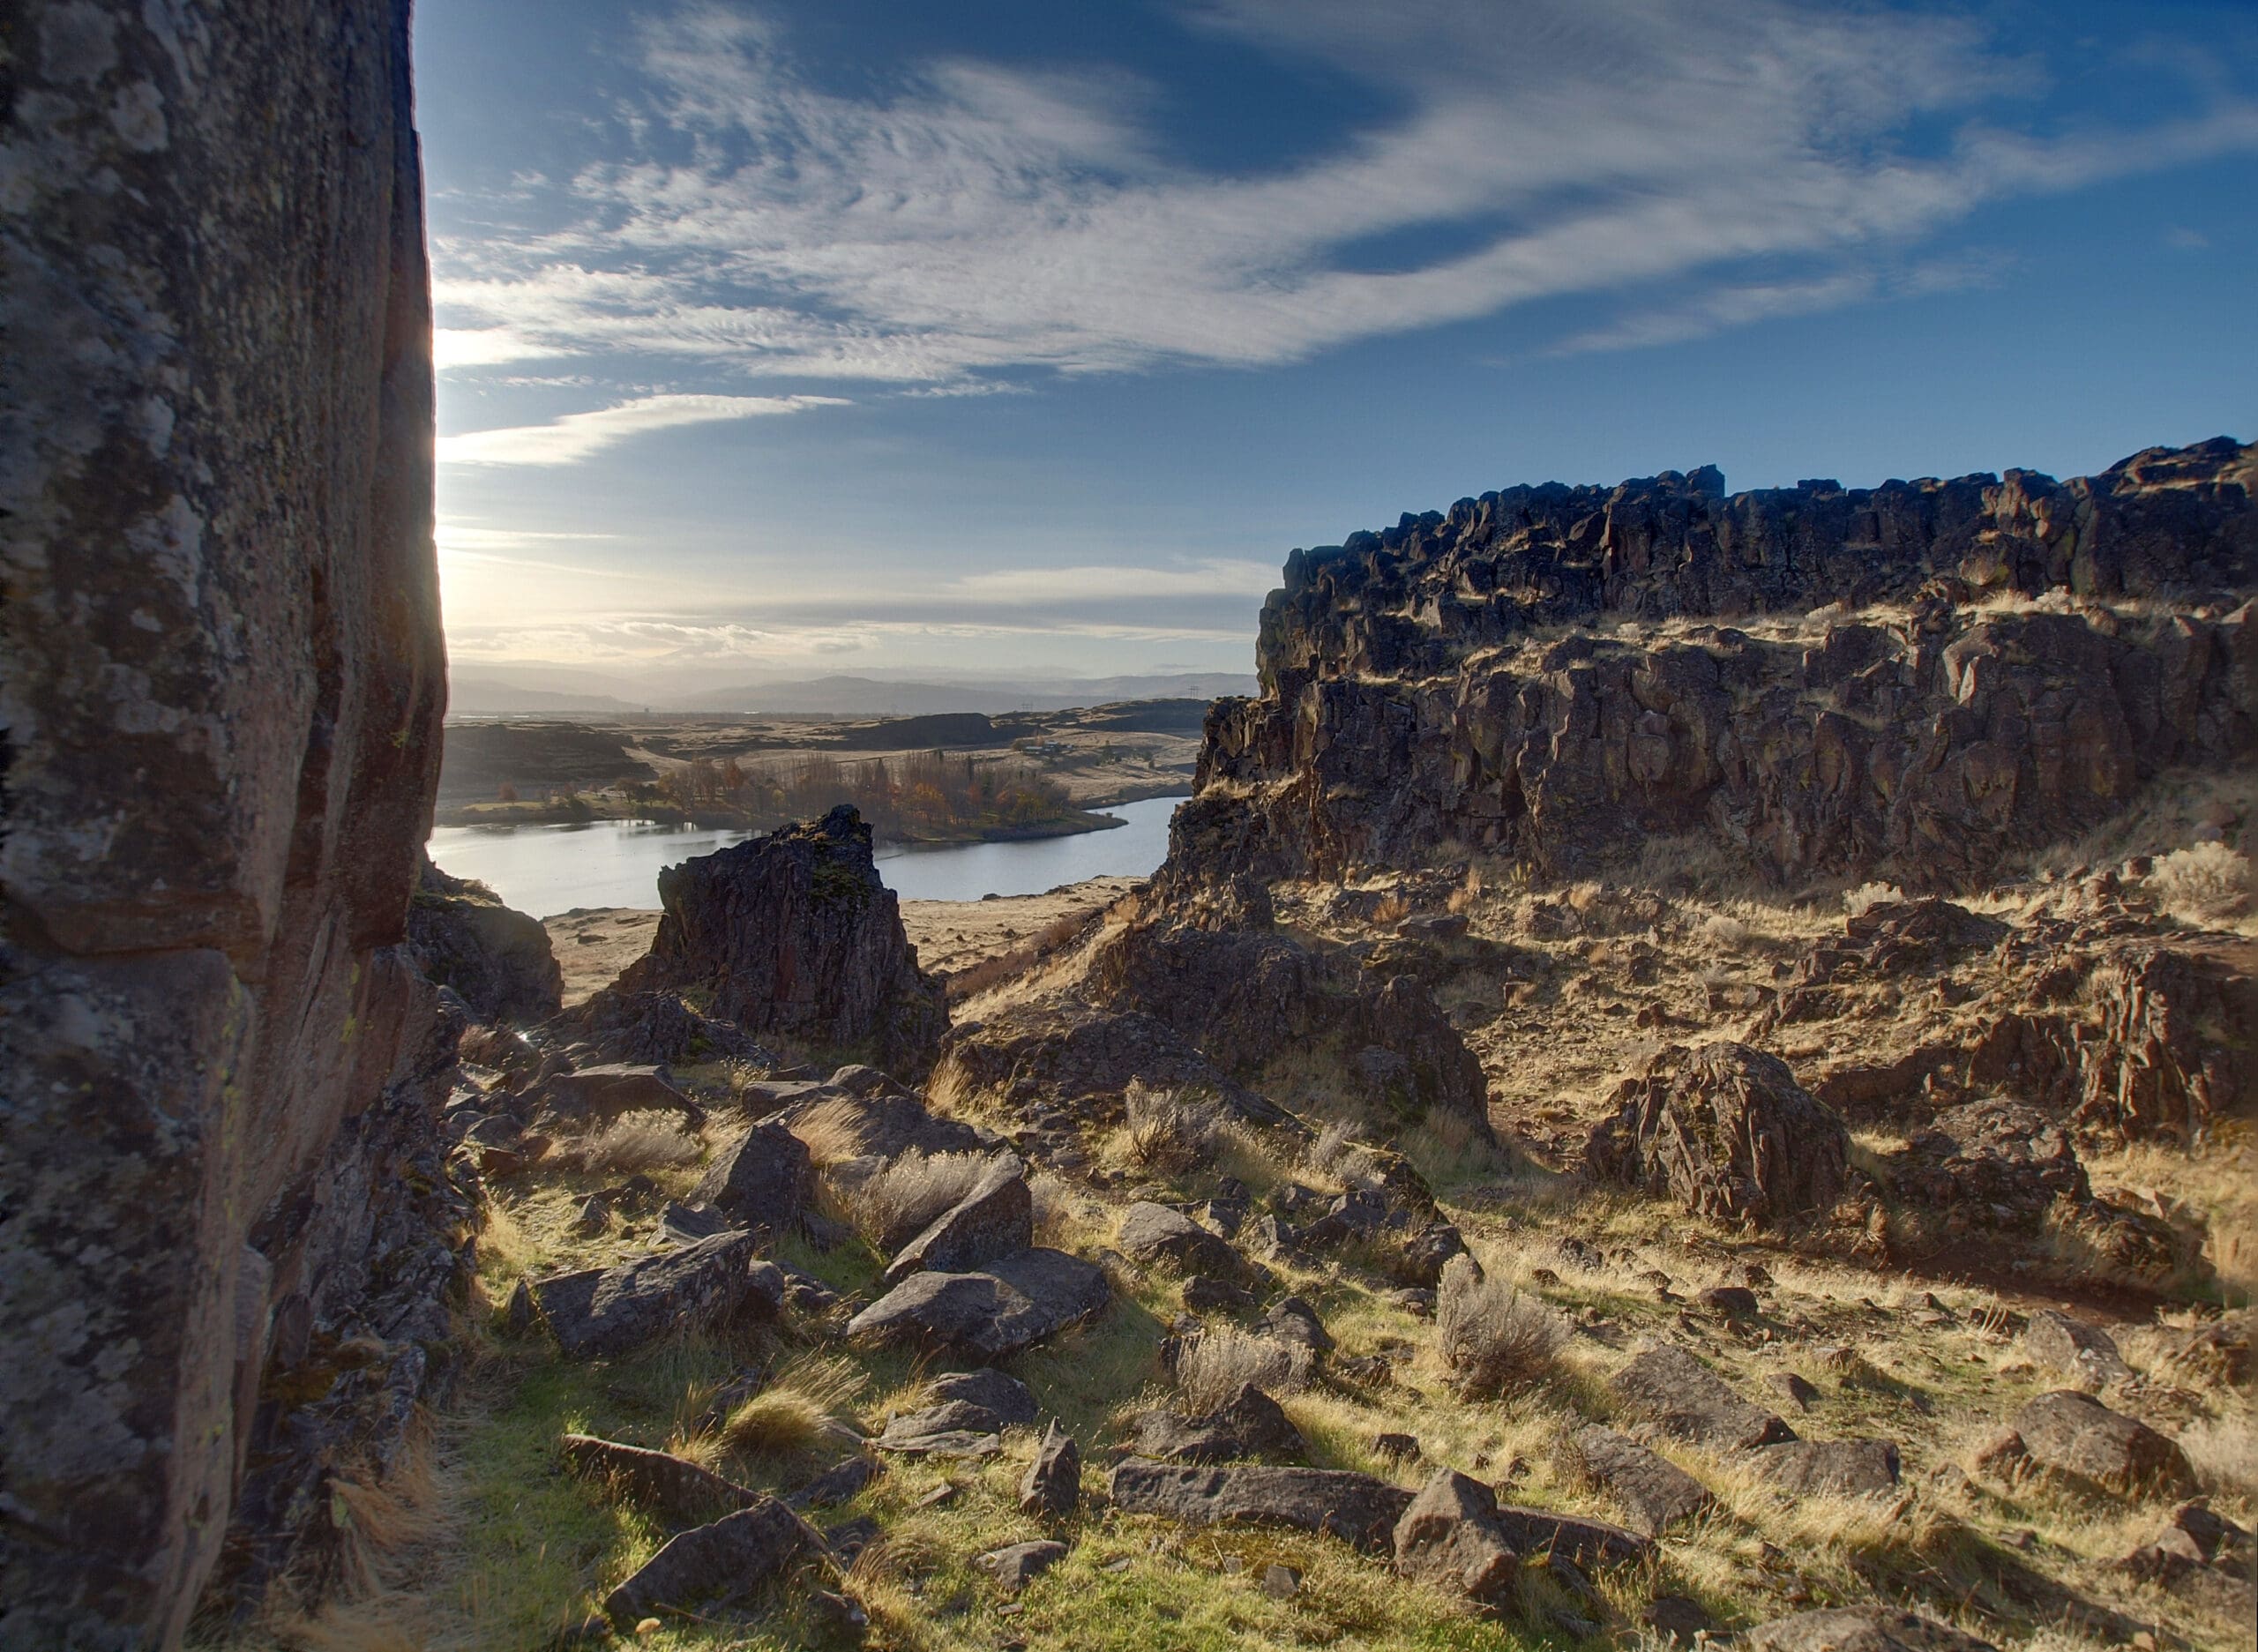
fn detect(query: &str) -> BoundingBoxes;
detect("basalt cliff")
[2,4,452,1645]
[1175,441,2256,892]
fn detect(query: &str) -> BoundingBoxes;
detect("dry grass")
[543,1110,703,1177]
[1434,1254,1567,1396]
[2179,1414,2258,1500]
[1119,1079,1222,1174]
[1841,879,1905,918]
[2148,841,2252,923]
[712,1353,867,1460]
[849,1148,999,1250]
[1174,1327,1312,1416]
[788,1095,871,1167]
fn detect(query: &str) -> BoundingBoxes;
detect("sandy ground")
[544,874,1142,1008]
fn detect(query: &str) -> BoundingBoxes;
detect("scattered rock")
[785,1455,877,1511]
[1371,1432,1421,1462]
[1117,1203,1246,1279]
[928,1369,1039,1428]
[1490,1506,1654,1571]
[572,1194,612,1237]
[1752,1439,1903,1497]
[602,1499,812,1627]
[537,1064,705,1129]
[978,1540,1067,1594]
[884,1157,1033,1285]
[535,1234,784,1358]
[1585,1043,1849,1226]
[1611,1343,1797,1452]
[2022,1309,2132,1385]
[560,1434,761,1529]
[1562,1426,1714,1536]
[1261,1563,1301,1599]
[845,1248,1110,1362]
[1888,1100,2087,1231]
[1135,1384,1305,1464]
[1184,1275,1259,1314]
[1644,1595,1716,1645]
[1767,1372,1821,1410]
[1701,1286,1761,1319]
[2010,1390,2198,1498]
[1107,1459,1413,1552]
[1742,1605,1999,1652]
[2123,1498,2251,1581]
[1391,1470,1519,1605]
[874,1402,1006,1458]
[689,1121,816,1237]
[1020,1421,1080,1517]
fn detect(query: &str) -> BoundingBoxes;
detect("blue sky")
[415,0,2258,692]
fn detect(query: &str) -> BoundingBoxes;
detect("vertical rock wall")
[0,3,445,1645]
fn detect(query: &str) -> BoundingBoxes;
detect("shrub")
[1173,1326,1310,1416]
[2148,841,2250,923]
[1435,1253,1566,1395]
[1842,881,1904,918]
[1122,1080,1220,1174]
[548,1110,702,1175]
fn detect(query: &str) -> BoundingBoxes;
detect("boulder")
[538,1064,705,1127]
[1752,1439,1903,1497]
[783,1455,876,1512]
[872,1402,1003,1459]
[1107,1459,1413,1553]
[2022,1309,2132,1385]
[1258,1297,1335,1354]
[1611,1343,1797,1452]
[1562,1427,1714,1536]
[559,1435,761,1529]
[535,1235,783,1358]
[1585,1043,1849,1226]
[760,1079,1000,1162]
[1743,1606,1998,1652]
[1020,1421,1081,1517]
[550,989,775,1069]
[883,1157,1032,1285]
[1184,1275,1259,1314]
[2010,1390,2197,1498]
[409,856,563,1023]
[928,1369,1039,1428]
[1888,1099,2088,1230]
[1118,1202,1248,1278]
[978,1539,1067,1593]
[606,805,948,1074]
[2122,1499,2250,1581]
[1390,1470,1519,1605]
[845,1248,1110,1362]
[689,1121,816,1237]
[602,1499,812,1626]
[1134,1384,1305,1464]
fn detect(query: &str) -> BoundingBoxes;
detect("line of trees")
[646,749,1077,838]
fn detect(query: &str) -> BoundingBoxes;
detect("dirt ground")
[543,874,1143,1007]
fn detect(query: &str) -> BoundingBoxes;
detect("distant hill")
[450,677,644,715]
[671,673,1258,716]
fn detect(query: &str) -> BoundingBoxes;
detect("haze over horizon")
[418,0,2258,690]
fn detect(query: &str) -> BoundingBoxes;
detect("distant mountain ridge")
[448,670,1259,719]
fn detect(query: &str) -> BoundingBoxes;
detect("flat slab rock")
[1564,1426,1714,1536]
[1108,1458,1411,1552]
[1611,1343,1796,1453]
[602,1498,812,1626]
[1743,1606,1999,1652]
[928,1368,1038,1427]
[882,1156,1031,1285]
[2011,1390,2197,1498]
[1134,1383,1305,1464]
[873,1401,1005,1458]
[1117,1201,1245,1278]
[979,1538,1067,1593]
[1753,1439,1903,1497]
[560,1433,760,1529]
[1491,1504,1653,1570]
[535,1233,784,1358]
[846,1247,1109,1362]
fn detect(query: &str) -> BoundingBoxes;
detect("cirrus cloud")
[437,392,851,466]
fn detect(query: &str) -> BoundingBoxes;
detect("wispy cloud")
[947,559,1279,603]
[436,392,849,466]
[430,0,2258,383]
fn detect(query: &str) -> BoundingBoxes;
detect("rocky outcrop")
[603,805,947,1073]
[1585,1043,1850,1226]
[1,3,452,1643]
[408,856,562,1023]
[1169,442,2255,893]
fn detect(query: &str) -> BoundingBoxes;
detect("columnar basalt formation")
[1,4,445,1645]
[1173,441,2257,891]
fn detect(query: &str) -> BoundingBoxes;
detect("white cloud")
[428,0,2258,382]
[946,559,1279,604]
[436,392,850,466]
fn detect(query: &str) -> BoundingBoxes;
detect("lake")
[425,795,1188,917]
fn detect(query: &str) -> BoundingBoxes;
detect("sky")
[415,0,2258,695]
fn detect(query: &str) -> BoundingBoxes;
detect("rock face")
[0,3,452,1643]
[1586,1043,1849,1226]
[1172,442,2257,892]
[408,856,562,1023]
[605,805,947,1073]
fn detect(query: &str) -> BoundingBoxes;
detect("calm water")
[426,795,1186,917]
